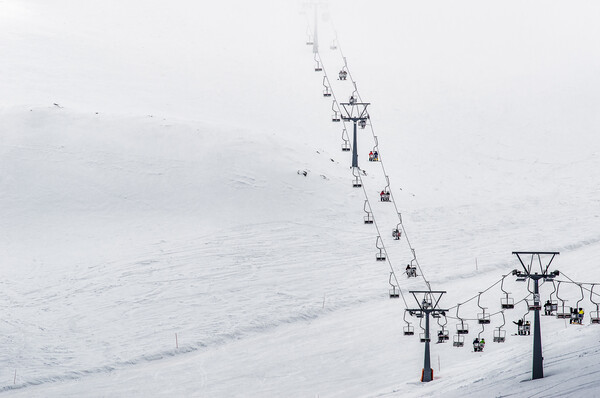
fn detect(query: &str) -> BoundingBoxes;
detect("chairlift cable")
[310,48,410,308]
[327,29,433,292]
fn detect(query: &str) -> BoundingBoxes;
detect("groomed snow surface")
[2,1,600,397]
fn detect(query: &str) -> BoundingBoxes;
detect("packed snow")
[1,1,600,397]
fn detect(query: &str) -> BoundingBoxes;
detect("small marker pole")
[175,333,179,349]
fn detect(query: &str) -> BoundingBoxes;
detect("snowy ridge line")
[311,47,409,307]
[0,294,376,392]
[324,20,432,292]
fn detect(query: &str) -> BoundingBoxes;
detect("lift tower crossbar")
[512,251,560,380]
[406,290,448,382]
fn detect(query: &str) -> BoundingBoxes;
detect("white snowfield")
[1,1,600,397]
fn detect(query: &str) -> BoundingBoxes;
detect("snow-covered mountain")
[1,1,600,397]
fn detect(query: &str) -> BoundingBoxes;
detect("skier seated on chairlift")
[339,70,347,80]
[393,229,400,239]
[349,95,356,105]
[544,300,553,315]
[369,151,374,161]
[373,150,379,161]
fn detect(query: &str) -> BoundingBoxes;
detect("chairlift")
[419,318,430,343]
[369,136,380,162]
[555,281,571,319]
[500,276,515,309]
[392,224,401,240]
[569,284,585,325]
[341,129,350,151]
[375,236,386,261]
[455,303,469,335]
[493,311,506,343]
[403,310,415,336]
[405,257,417,278]
[388,272,400,299]
[525,279,542,311]
[363,200,373,224]
[516,319,531,335]
[437,316,450,343]
[453,334,465,347]
[358,119,367,129]
[477,293,491,324]
[332,101,341,122]
[590,285,600,324]
[330,39,337,50]
[473,333,486,352]
[338,66,348,81]
[544,280,559,316]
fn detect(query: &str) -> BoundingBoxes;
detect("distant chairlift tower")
[339,101,370,186]
[512,251,560,380]
[406,290,448,382]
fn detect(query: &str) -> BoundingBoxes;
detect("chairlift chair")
[453,334,465,347]
[388,273,399,299]
[500,277,515,309]
[590,285,600,324]
[363,200,373,224]
[358,119,367,129]
[375,236,386,261]
[455,304,469,334]
[477,294,491,324]
[323,88,331,97]
[493,329,506,343]
[527,299,542,311]
[341,142,350,152]
[419,333,430,343]
[314,63,322,72]
[352,176,362,188]
[517,322,531,335]
[493,311,506,343]
[332,102,341,122]
[501,296,515,309]
[569,284,585,325]
[392,228,401,240]
[380,191,391,202]
[437,316,450,343]
[403,310,415,335]
[338,68,348,81]
[555,282,571,318]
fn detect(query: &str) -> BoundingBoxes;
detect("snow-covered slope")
[1,0,600,397]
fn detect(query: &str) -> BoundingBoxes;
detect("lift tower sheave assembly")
[406,290,448,382]
[512,251,560,380]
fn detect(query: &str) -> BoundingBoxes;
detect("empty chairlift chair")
[388,273,400,299]
[493,312,506,343]
[455,303,469,337]
[331,101,341,122]
[500,277,515,309]
[352,167,362,188]
[363,200,373,224]
[590,285,600,324]
[403,310,415,336]
[477,293,491,324]
[555,281,571,319]
[314,54,322,72]
[419,319,430,343]
[322,77,332,97]
[341,129,351,152]
[375,236,386,261]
